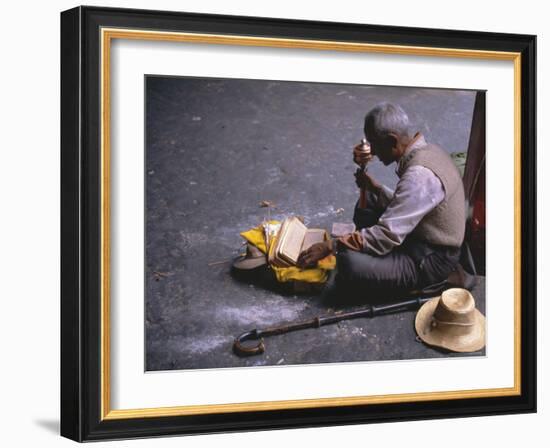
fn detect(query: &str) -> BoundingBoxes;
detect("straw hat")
[415,288,485,353]
[232,243,267,270]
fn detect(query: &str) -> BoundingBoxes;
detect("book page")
[301,228,326,252]
[279,218,307,264]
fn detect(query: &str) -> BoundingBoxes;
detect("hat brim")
[232,255,267,270]
[415,297,486,353]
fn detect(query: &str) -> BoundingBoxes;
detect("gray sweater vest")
[398,143,466,248]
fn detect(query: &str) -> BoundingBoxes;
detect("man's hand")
[353,142,373,165]
[354,169,382,193]
[297,241,334,269]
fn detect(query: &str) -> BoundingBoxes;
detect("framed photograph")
[60,6,536,442]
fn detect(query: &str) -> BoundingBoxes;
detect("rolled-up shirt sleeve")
[338,166,445,256]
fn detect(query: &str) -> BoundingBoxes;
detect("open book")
[267,216,327,267]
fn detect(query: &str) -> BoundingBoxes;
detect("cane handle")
[233,330,265,357]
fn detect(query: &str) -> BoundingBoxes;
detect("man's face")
[365,130,397,166]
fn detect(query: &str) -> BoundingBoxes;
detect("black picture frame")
[61,5,536,442]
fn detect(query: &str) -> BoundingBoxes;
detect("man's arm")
[377,185,395,208]
[338,166,445,255]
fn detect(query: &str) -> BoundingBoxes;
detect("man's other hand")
[297,241,333,268]
[354,169,382,192]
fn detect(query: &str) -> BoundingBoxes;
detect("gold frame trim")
[100,28,522,421]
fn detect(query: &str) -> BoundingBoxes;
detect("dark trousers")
[330,199,460,303]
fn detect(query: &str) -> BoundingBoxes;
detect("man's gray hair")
[364,102,412,138]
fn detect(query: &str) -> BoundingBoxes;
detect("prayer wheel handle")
[354,138,372,208]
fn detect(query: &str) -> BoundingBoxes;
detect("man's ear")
[386,132,399,149]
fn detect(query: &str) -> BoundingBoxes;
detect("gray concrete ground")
[145,76,483,371]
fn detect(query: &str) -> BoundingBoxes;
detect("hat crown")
[233,243,267,270]
[246,243,265,258]
[433,288,476,328]
[431,289,478,337]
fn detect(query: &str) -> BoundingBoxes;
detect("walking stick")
[233,297,431,357]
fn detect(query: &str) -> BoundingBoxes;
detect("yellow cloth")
[240,221,336,284]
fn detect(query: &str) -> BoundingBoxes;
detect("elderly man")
[298,102,466,300]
